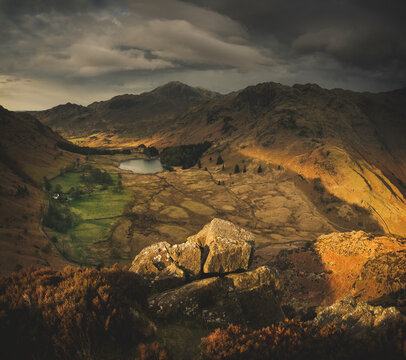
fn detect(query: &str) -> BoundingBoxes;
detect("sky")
[1,0,405,110]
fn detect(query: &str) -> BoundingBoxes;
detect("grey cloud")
[0,1,270,77]
[186,0,406,80]
[0,0,404,110]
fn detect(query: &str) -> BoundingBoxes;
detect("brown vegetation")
[0,266,154,359]
[0,105,82,273]
[201,319,406,360]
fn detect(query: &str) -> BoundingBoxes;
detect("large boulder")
[129,242,186,288]
[314,295,403,337]
[187,218,255,274]
[130,219,256,288]
[168,242,202,277]
[147,266,285,327]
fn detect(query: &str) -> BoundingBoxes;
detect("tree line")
[160,142,212,169]
[56,140,131,155]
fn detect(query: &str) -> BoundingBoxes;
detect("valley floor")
[41,146,387,269]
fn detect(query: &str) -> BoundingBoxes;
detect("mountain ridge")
[34,81,221,137]
[32,80,406,237]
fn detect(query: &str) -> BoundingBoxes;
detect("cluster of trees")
[201,319,406,360]
[216,156,257,174]
[43,200,77,233]
[0,266,165,360]
[56,140,131,155]
[143,146,159,157]
[160,142,212,169]
[80,168,113,187]
[66,186,82,200]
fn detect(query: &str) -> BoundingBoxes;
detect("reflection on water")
[119,159,163,174]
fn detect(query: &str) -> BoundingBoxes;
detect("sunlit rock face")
[130,218,284,326]
[187,218,255,274]
[130,218,255,286]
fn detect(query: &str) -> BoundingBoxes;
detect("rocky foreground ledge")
[130,218,284,326]
[129,219,405,332]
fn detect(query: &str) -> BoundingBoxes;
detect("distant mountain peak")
[159,80,189,88]
[152,81,220,100]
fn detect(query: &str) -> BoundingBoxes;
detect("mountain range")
[34,81,406,237]
[1,81,405,358]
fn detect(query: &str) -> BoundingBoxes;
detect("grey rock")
[314,294,403,337]
[148,265,285,327]
[187,218,255,274]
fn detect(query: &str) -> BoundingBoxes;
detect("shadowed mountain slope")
[34,81,220,138]
[0,106,81,273]
[151,83,406,237]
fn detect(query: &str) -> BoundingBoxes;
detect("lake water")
[119,159,163,174]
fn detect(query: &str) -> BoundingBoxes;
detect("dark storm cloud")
[187,0,406,75]
[0,0,404,110]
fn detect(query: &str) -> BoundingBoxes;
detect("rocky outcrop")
[130,219,255,287]
[313,231,406,305]
[148,266,285,327]
[313,231,403,257]
[130,219,284,326]
[129,242,187,288]
[314,295,403,337]
[353,250,406,304]
[258,230,406,319]
[187,218,255,274]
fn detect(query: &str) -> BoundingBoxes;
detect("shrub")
[137,342,172,360]
[201,319,406,360]
[0,266,150,359]
[234,164,240,174]
[143,146,159,157]
[216,155,224,165]
[43,200,77,233]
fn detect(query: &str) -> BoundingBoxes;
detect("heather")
[0,266,152,359]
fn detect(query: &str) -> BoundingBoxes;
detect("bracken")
[200,318,406,360]
[0,266,151,359]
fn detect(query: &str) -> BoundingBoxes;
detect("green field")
[51,172,82,192]
[70,189,130,220]
[48,171,132,265]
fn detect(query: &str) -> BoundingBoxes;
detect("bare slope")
[0,106,81,273]
[152,83,406,236]
[34,81,220,138]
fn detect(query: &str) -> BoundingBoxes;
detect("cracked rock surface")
[130,218,283,326]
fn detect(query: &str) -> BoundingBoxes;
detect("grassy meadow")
[46,169,132,265]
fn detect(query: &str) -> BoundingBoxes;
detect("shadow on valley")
[292,170,384,235]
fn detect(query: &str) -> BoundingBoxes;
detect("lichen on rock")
[187,218,255,274]
[314,294,403,337]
